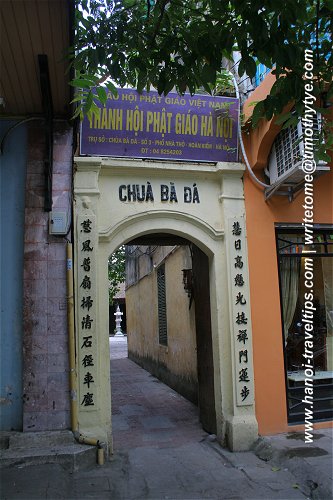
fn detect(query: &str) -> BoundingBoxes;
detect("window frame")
[275,224,333,424]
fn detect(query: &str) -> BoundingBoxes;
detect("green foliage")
[108,246,126,305]
[212,70,235,97]
[71,0,333,154]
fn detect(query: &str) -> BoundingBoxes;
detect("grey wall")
[0,120,27,430]
[22,122,72,432]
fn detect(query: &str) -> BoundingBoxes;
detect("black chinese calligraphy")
[82,315,94,329]
[81,336,93,348]
[239,367,250,382]
[81,296,93,311]
[234,239,241,251]
[81,219,92,233]
[83,371,94,388]
[81,258,91,272]
[81,392,94,406]
[237,330,248,344]
[236,311,248,324]
[82,354,94,367]
[239,349,248,363]
[235,292,246,305]
[234,256,244,269]
[80,275,92,289]
[234,274,244,287]
[82,240,93,252]
[232,221,242,236]
[240,386,250,401]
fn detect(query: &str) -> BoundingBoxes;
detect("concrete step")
[4,430,76,449]
[0,430,97,472]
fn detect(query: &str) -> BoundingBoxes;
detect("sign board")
[80,89,238,162]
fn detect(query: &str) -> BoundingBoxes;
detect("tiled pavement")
[110,339,206,451]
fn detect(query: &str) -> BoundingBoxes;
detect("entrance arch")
[105,224,219,437]
[73,157,258,453]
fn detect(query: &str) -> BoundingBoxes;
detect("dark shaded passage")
[110,337,206,451]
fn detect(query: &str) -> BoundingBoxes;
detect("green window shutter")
[157,264,167,345]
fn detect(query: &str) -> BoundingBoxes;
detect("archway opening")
[108,232,216,451]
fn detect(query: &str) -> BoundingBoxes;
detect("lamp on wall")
[182,268,194,309]
[182,268,193,296]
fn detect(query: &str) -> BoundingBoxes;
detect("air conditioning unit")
[266,113,329,186]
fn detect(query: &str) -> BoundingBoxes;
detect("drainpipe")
[66,242,105,465]
[66,241,78,432]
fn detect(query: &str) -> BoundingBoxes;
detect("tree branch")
[149,0,171,47]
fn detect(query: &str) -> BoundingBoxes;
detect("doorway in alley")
[109,236,216,449]
[109,332,209,452]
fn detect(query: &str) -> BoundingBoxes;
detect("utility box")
[49,211,68,235]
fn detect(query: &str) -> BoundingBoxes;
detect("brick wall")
[23,121,73,431]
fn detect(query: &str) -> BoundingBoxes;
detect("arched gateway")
[73,157,258,455]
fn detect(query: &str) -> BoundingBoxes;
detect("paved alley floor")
[1,336,332,499]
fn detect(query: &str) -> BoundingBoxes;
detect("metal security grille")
[157,264,167,346]
[275,124,300,178]
[274,113,322,178]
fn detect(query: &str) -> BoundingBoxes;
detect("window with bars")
[157,264,168,346]
[268,113,323,184]
[274,124,301,178]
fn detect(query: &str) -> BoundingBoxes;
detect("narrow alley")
[110,336,207,452]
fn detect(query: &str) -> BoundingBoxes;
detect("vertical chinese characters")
[78,216,98,410]
[230,219,254,406]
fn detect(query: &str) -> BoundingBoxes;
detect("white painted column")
[215,164,258,451]
[74,160,112,452]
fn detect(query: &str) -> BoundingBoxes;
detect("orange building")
[242,72,333,434]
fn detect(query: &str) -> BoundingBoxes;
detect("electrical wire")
[126,245,158,257]
[231,74,270,189]
[0,117,44,155]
